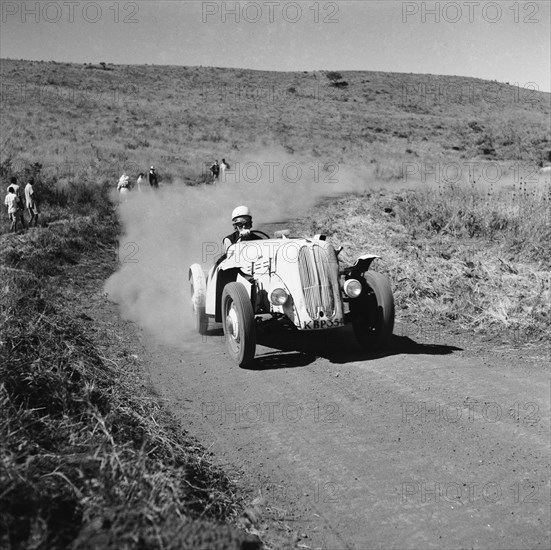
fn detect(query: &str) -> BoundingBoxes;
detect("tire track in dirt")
[142,320,550,550]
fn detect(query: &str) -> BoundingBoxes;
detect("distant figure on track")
[25,177,39,227]
[148,166,159,189]
[210,160,220,184]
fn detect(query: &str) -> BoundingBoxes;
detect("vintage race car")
[189,230,394,367]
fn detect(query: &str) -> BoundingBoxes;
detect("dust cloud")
[104,146,373,345]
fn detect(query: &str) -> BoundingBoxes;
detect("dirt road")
[141,315,550,549]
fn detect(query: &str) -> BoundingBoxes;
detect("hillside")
[1,59,550,185]
[1,59,550,550]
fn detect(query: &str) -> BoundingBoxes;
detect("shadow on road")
[203,323,462,370]
[247,325,462,370]
[253,350,318,370]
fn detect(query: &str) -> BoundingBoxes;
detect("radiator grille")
[298,245,338,318]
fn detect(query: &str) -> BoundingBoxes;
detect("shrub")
[326,71,343,83]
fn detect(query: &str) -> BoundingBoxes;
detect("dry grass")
[0,215,261,549]
[299,181,550,340]
[1,59,550,189]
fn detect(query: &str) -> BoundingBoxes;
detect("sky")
[1,0,550,92]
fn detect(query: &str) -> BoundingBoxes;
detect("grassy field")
[1,59,550,186]
[1,58,550,548]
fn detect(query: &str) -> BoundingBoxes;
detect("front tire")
[189,264,208,335]
[351,271,394,351]
[222,282,256,368]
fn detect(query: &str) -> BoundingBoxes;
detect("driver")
[223,205,262,252]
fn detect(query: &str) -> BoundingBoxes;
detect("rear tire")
[189,264,208,335]
[351,271,394,351]
[222,282,256,368]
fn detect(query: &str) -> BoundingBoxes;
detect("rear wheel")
[189,264,208,335]
[222,282,256,367]
[351,271,394,351]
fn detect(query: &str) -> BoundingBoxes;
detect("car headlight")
[270,288,288,305]
[344,278,362,298]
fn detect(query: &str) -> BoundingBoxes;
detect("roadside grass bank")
[0,211,262,549]
[299,181,550,342]
[0,158,114,237]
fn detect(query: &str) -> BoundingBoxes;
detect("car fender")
[212,267,254,322]
[205,263,218,316]
[346,254,380,277]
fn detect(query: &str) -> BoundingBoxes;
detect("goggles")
[234,221,252,229]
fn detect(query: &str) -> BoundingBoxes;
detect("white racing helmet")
[232,205,252,222]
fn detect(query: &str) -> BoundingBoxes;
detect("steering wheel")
[250,230,270,239]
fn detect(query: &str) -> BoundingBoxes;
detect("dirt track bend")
[112,214,551,550]
[140,309,550,550]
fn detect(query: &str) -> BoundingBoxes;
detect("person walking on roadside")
[210,160,220,184]
[136,172,146,192]
[25,177,39,227]
[6,176,26,229]
[148,166,159,189]
[117,173,131,201]
[4,186,20,232]
[220,158,230,182]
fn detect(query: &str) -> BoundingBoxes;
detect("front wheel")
[351,271,394,351]
[222,282,256,368]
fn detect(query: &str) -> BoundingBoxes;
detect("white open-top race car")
[189,230,394,367]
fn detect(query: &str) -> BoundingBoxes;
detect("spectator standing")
[220,158,230,182]
[210,160,220,184]
[136,172,146,192]
[25,177,39,227]
[148,166,159,189]
[4,186,20,232]
[117,173,131,201]
[6,176,26,229]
